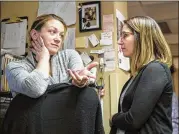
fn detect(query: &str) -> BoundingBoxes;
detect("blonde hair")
[29,14,67,42]
[124,16,172,76]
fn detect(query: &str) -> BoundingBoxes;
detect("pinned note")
[80,52,92,66]
[100,32,113,46]
[63,28,75,49]
[88,34,99,47]
[3,23,21,48]
[38,2,76,26]
[101,32,112,39]
[100,39,112,46]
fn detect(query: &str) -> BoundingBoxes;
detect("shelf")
[0,92,12,98]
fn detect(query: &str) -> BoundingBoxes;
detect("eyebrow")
[121,31,132,33]
[48,26,64,33]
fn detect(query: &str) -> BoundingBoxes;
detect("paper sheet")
[80,52,92,66]
[100,32,113,46]
[104,49,115,72]
[38,2,76,26]
[116,9,130,71]
[1,19,27,56]
[1,22,6,47]
[3,23,21,48]
[101,32,112,40]
[100,39,112,46]
[88,34,99,47]
[103,14,114,32]
[90,49,104,54]
[63,28,75,50]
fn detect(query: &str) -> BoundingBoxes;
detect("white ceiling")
[127,1,178,55]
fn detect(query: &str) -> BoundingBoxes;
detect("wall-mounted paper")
[90,49,104,54]
[100,32,113,46]
[38,2,76,26]
[101,32,112,40]
[100,39,112,46]
[116,9,130,71]
[104,48,115,72]
[63,28,75,50]
[1,19,27,56]
[3,23,21,48]
[88,34,99,47]
[80,52,92,66]
[103,14,114,32]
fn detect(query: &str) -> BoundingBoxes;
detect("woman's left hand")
[68,62,98,87]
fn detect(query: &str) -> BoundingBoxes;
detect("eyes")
[48,29,64,38]
[120,32,133,39]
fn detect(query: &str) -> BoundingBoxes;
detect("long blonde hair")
[124,16,172,76]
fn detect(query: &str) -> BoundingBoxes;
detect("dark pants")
[1,84,104,134]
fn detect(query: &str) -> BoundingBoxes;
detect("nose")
[117,37,123,46]
[54,35,61,44]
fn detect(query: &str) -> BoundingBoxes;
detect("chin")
[49,48,60,55]
[123,53,130,58]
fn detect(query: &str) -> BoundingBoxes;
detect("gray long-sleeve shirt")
[5,49,84,98]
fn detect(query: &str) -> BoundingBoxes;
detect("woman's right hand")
[31,36,50,61]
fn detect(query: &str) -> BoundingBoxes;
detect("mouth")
[51,44,59,48]
[121,48,125,51]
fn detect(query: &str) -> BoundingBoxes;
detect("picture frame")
[79,1,101,32]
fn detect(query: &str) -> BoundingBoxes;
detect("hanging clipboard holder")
[0,16,28,98]
[1,16,29,56]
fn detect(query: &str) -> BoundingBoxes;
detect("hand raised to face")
[30,36,50,61]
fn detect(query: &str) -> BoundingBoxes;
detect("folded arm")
[6,62,49,98]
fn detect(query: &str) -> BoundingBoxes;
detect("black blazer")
[110,61,173,134]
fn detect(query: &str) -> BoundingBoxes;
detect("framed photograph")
[79,1,101,32]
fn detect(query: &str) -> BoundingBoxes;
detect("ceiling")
[127,1,178,56]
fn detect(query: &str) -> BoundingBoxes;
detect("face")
[118,24,135,57]
[39,19,65,55]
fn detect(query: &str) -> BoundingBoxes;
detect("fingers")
[31,48,37,55]
[31,41,41,52]
[38,36,45,47]
[99,88,105,97]
[86,62,99,71]
[86,71,96,79]
[68,69,88,87]
[34,40,42,50]
[31,36,45,51]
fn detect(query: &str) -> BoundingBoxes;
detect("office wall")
[1,1,129,133]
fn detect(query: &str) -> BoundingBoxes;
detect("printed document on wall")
[104,48,115,72]
[1,19,27,56]
[63,28,75,50]
[38,2,76,26]
[116,9,130,71]
[103,14,114,32]
[3,23,21,48]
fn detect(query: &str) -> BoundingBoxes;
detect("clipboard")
[1,16,28,25]
[1,16,28,56]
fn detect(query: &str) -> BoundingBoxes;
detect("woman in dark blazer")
[110,16,173,134]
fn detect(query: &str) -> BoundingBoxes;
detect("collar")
[26,51,59,68]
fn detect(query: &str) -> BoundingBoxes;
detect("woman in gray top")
[5,14,98,98]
